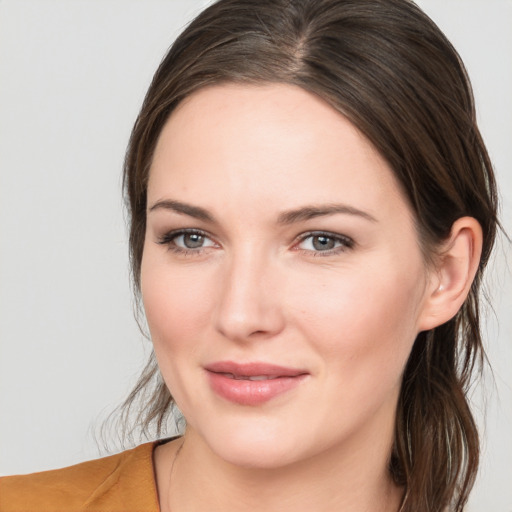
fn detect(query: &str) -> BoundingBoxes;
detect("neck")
[164,427,403,512]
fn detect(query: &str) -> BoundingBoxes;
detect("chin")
[215,441,299,469]
[195,419,315,470]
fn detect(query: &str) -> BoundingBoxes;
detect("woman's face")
[142,83,436,468]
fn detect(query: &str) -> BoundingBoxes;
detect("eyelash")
[157,229,355,257]
[294,231,355,256]
[157,229,215,257]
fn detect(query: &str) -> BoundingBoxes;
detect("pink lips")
[205,361,308,406]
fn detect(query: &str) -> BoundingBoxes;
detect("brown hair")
[120,0,499,510]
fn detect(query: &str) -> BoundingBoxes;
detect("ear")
[418,217,483,332]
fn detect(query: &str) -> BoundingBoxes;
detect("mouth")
[217,373,284,381]
[205,361,309,406]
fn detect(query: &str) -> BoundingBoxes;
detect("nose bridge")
[214,243,284,341]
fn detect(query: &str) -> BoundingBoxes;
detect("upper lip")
[205,361,308,378]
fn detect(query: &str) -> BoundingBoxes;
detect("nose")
[213,249,285,342]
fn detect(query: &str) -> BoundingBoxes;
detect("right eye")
[157,229,217,255]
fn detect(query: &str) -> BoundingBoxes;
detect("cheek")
[289,258,425,379]
[140,249,214,355]
[140,249,218,411]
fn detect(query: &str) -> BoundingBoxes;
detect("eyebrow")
[149,199,215,222]
[148,199,377,224]
[277,204,377,224]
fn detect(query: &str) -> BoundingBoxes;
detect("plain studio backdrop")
[0,1,510,510]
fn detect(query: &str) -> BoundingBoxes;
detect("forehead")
[148,83,408,223]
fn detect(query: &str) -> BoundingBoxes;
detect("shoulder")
[0,442,160,512]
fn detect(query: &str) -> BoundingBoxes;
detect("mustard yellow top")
[0,442,160,512]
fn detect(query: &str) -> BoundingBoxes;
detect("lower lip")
[207,371,307,406]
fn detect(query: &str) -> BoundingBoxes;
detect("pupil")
[184,233,204,249]
[313,236,334,251]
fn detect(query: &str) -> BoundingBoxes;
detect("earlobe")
[418,217,483,332]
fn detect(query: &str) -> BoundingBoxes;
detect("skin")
[142,83,482,511]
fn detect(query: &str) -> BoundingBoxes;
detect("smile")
[219,373,282,381]
[205,361,308,406]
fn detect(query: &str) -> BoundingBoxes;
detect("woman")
[0,0,501,511]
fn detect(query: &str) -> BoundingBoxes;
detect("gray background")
[0,1,510,510]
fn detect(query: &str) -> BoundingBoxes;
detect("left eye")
[297,233,353,253]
